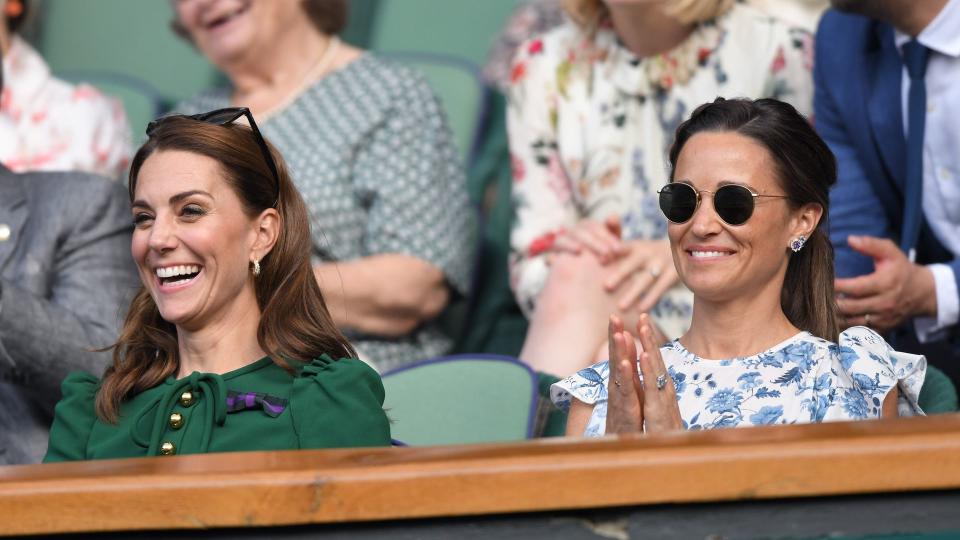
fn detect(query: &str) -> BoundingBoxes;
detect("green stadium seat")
[381,354,538,445]
[35,0,220,106]
[918,364,959,414]
[367,0,518,66]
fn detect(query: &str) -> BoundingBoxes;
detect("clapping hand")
[605,314,683,435]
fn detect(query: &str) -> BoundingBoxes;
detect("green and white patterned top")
[178,54,477,372]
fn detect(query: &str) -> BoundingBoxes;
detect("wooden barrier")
[3,414,960,537]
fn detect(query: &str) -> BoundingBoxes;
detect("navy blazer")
[814,10,958,303]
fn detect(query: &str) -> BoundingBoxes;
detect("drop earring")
[790,235,806,253]
[252,259,261,276]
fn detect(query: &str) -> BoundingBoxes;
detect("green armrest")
[918,364,959,414]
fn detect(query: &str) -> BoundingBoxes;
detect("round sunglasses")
[657,182,789,226]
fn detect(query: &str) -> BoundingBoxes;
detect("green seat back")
[36,0,220,106]
[918,364,959,414]
[382,355,537,446]
[367,0,518,67]
[454,92,529,357]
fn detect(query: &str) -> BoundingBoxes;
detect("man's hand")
[834,235,937,332]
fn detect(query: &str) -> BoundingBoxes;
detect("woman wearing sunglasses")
[44,109,391,461]
[554,98,925,437]
[509,0,815,378]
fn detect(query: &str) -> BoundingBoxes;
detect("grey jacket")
[0,166,137,465]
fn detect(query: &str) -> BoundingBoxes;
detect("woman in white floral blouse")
[507,0,814,377]
[0,0,132,179]
[555,98,925,437]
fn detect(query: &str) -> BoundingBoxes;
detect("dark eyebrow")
[717,179,756,189]
[131,190,213,210]
[170,190,213,204]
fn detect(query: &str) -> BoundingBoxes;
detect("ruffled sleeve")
[290,355,392,449]
[835,327,926,417]
[550,360,612,437]
[43,372,100,463]
[550,360,611,409]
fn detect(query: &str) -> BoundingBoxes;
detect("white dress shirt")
[894,0,960,341]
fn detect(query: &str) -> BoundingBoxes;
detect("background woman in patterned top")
[171,0,475,372]
[555,98,925,437]
[508,0,814,377]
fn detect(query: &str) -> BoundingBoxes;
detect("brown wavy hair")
[667,97,839,342]
[95,116,356,422]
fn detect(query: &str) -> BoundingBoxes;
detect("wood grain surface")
[2,414,960,536]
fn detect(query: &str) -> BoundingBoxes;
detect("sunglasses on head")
[657,182,790,226]
[146,107,280,203]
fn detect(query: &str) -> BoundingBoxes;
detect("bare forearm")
[314,255,449,337]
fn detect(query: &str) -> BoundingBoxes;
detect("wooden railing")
[3,414,960,537]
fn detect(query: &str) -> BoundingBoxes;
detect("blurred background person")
[45,111,391,462]
[750,0,828,32]
[0,0,131,178]
[171,0,476,372]
[0,43,135,463]
[816,0,960,385]
[507,0,814,377]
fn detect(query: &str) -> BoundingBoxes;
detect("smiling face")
[172,0,306,67]
[131,149,264,331]
[667,131,818,304]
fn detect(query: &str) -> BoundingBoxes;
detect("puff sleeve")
[290,355,392,448]
[831,327,926,418]
[43,372,100,463]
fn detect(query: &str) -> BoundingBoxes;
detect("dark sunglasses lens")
[714,185,755,225]
[199,109,244,125]
[659,183,698,223]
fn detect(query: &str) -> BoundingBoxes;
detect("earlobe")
[794,203,823,241]
[251,208,281,260]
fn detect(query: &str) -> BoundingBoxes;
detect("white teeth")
[690,251,731,258]
[156,265,201,279]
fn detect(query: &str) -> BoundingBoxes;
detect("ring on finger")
[649,265,662,278]
[864,313,872,327]
[655,373,667,390]
[614,378,622,388]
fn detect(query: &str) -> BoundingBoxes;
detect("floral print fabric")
[551,327,926,437]
[506,4,814,339]
[0,37,132,179]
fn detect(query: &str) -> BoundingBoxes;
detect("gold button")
[159,442,176,456]
[179,391,194,407]
[169,412,184,430]
[0,224,10,242]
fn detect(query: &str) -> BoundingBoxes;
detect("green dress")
[43,355,391,462]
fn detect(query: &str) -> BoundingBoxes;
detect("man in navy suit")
[815,0,960,381]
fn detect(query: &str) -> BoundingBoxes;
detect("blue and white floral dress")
[551,327,926,437]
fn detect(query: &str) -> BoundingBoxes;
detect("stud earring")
[790,235,806,253]
[252,259,261,276]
